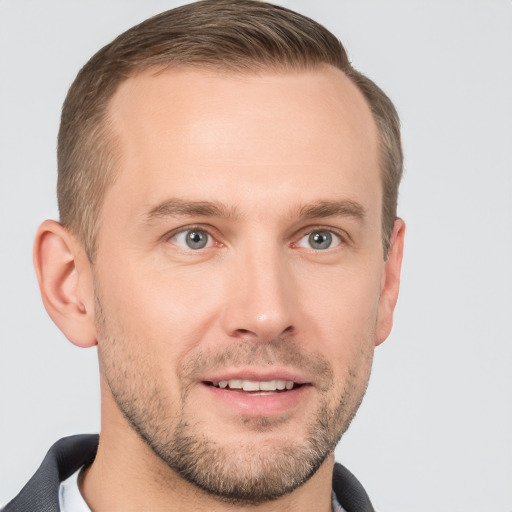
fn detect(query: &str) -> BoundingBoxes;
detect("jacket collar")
[4,435,374,512]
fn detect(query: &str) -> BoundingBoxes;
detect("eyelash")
[164,225,219,250]
[292,226,347,251]
[163,225,348,251]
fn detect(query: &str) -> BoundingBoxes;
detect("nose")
[220,244,296,342]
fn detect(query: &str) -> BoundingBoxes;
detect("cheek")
[298,264,382,340]
[96,257,223,359]
[294,264,381,394]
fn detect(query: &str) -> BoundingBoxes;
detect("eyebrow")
[297,199,366,221]
[144,198,366,223]
[146,198,240,222]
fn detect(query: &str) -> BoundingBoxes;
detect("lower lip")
[203,383,310,417]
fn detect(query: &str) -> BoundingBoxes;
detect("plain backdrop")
[1,1,511,510]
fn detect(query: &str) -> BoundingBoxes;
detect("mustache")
[178,336,334,391]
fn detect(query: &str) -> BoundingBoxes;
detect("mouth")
[204,379,304,394]
[200,374,311,416]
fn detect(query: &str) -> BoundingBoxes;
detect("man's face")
[91,66,399,502]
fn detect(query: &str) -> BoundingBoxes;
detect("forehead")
[103,66,380,223]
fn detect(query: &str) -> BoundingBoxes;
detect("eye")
[170,229,213,250]
[296,230,342,250]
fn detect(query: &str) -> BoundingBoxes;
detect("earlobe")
[375,218,405,346]
[33,220,97,348]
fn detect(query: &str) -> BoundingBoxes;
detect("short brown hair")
[58,0,402,260]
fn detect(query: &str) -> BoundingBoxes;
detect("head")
[35,0,405,506]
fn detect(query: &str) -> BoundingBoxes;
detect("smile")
[207,379,300,392]
[201,375,311,415]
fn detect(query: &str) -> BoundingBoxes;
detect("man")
[4,0,404,510]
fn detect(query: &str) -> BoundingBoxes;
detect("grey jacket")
[3,435,375,512]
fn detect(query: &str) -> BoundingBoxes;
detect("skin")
[34,65,405,512]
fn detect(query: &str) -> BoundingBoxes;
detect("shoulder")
[2,435,99,512]
[332,462,375,512]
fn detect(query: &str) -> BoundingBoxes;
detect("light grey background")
[1,1,511,510]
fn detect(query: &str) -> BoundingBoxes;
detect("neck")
[81,387,335,512]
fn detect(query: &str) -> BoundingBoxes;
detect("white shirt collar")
[58,467,91,512]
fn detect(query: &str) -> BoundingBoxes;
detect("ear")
[33,220,97,348]
[375,218,405,346]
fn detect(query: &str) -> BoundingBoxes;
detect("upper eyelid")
[161,224,219,242]
[292,224,351,244]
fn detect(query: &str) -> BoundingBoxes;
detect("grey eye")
[171,229,212,249]
[185,230,209,249]
[296,230,341,250]
[308,231,332,250]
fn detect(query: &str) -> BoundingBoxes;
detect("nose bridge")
[222,235,295,341]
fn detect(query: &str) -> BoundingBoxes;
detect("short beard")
[95,288,373,505]
[140,390,357,505]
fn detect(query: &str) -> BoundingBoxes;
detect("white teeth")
[215,379,295,391]
[228,379,243,389]
[242,380,260,391]
[259,380,277,391]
